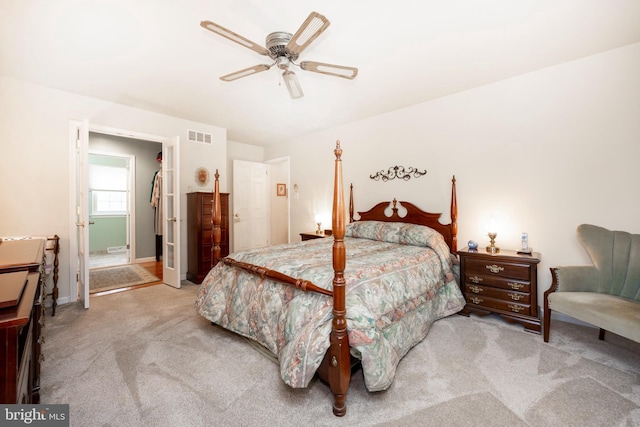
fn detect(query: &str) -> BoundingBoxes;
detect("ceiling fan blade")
[286,12,330,58]
[220,64,272,81]
[200,20,270,56]
[300,61,358,80]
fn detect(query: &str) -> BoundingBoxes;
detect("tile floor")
[89,251,128,269]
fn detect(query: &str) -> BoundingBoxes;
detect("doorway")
[232,157,290,252]
[88,133,162,265]
[88,152,133,269]
[70,121,181,308]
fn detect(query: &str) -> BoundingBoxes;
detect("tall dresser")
[0,238,45,404]
[187,192,230,284]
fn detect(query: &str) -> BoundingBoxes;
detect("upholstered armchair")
[543,224,640,343]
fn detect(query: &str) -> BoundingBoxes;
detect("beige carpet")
[89,264,159,293]
[41,283,640,426]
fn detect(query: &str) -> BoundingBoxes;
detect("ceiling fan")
[200,11,358,99]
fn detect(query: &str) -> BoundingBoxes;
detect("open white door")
[233,160,269,251]
[71,120,90,308]
[162,137,181,288]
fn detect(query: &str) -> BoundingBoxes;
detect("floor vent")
[188,129,213,144]
[107,246,127,253]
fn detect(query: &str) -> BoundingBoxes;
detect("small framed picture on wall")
[276,183,287,196]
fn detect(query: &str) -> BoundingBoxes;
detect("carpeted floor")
[41,283,640,426]
[89,264,159,293]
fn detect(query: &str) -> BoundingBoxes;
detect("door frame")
[69,122,178,305]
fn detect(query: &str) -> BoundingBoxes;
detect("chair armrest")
[552,265,599,292]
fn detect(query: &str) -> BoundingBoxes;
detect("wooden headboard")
[348,176,458,252]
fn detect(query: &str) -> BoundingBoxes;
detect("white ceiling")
[2,1,640,146]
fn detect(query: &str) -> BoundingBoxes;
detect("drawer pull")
[508,304,524,313]
[469,285,482,293]
[508,282,524,290]
[508,293,524,301]
[469,276,483,284]
[486,264,504,274]
[470,297,483,305]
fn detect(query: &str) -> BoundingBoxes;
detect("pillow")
[345,220,441,249]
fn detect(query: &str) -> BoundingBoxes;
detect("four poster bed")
[195,141,465,416]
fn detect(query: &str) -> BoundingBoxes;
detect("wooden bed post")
[328,141,350,416]
[451,175,458,253]
[349,183,354,223]
[212,169,222,267]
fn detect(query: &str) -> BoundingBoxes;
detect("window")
[92,190,127,215]
[89,164,129,216]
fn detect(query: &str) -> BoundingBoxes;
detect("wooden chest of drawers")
[458,247,541,333]
[0,239,45,404]
[187,192,230,284]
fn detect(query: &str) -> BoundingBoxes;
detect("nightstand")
[458,247,541,333]
[300,232,330,241]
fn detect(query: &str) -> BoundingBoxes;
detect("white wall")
[266,42,640,311]
[0,76,227,304]
[268,158,290,245]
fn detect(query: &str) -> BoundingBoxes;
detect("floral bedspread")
[195,221,465,391]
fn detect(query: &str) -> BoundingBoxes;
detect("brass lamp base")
[486,232,500,253]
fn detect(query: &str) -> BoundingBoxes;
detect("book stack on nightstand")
[457,247,541,333]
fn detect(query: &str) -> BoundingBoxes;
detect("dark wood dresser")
[300,232,330,241]
[458,247,541,333]
[187,192,230,284]
[0,238,45,403]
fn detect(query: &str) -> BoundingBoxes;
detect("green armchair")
[543,224,640,343]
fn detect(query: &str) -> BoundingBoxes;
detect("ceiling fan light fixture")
[282,70,304,99]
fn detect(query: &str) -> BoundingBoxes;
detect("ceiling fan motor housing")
[266,32,297,61]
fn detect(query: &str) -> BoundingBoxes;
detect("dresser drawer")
[464,284,531,304]
[464,273,531,293]
[465,294,531,316]
[464,258,531,280]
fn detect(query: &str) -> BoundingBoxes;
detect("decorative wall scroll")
[369,166,427,181]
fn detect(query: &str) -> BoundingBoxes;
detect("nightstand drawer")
[464,284,530,304]
[465,294,531,316]
[464,274,531,293]
[465,258,531,280]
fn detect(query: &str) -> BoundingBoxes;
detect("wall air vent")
[188,129,213,144]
